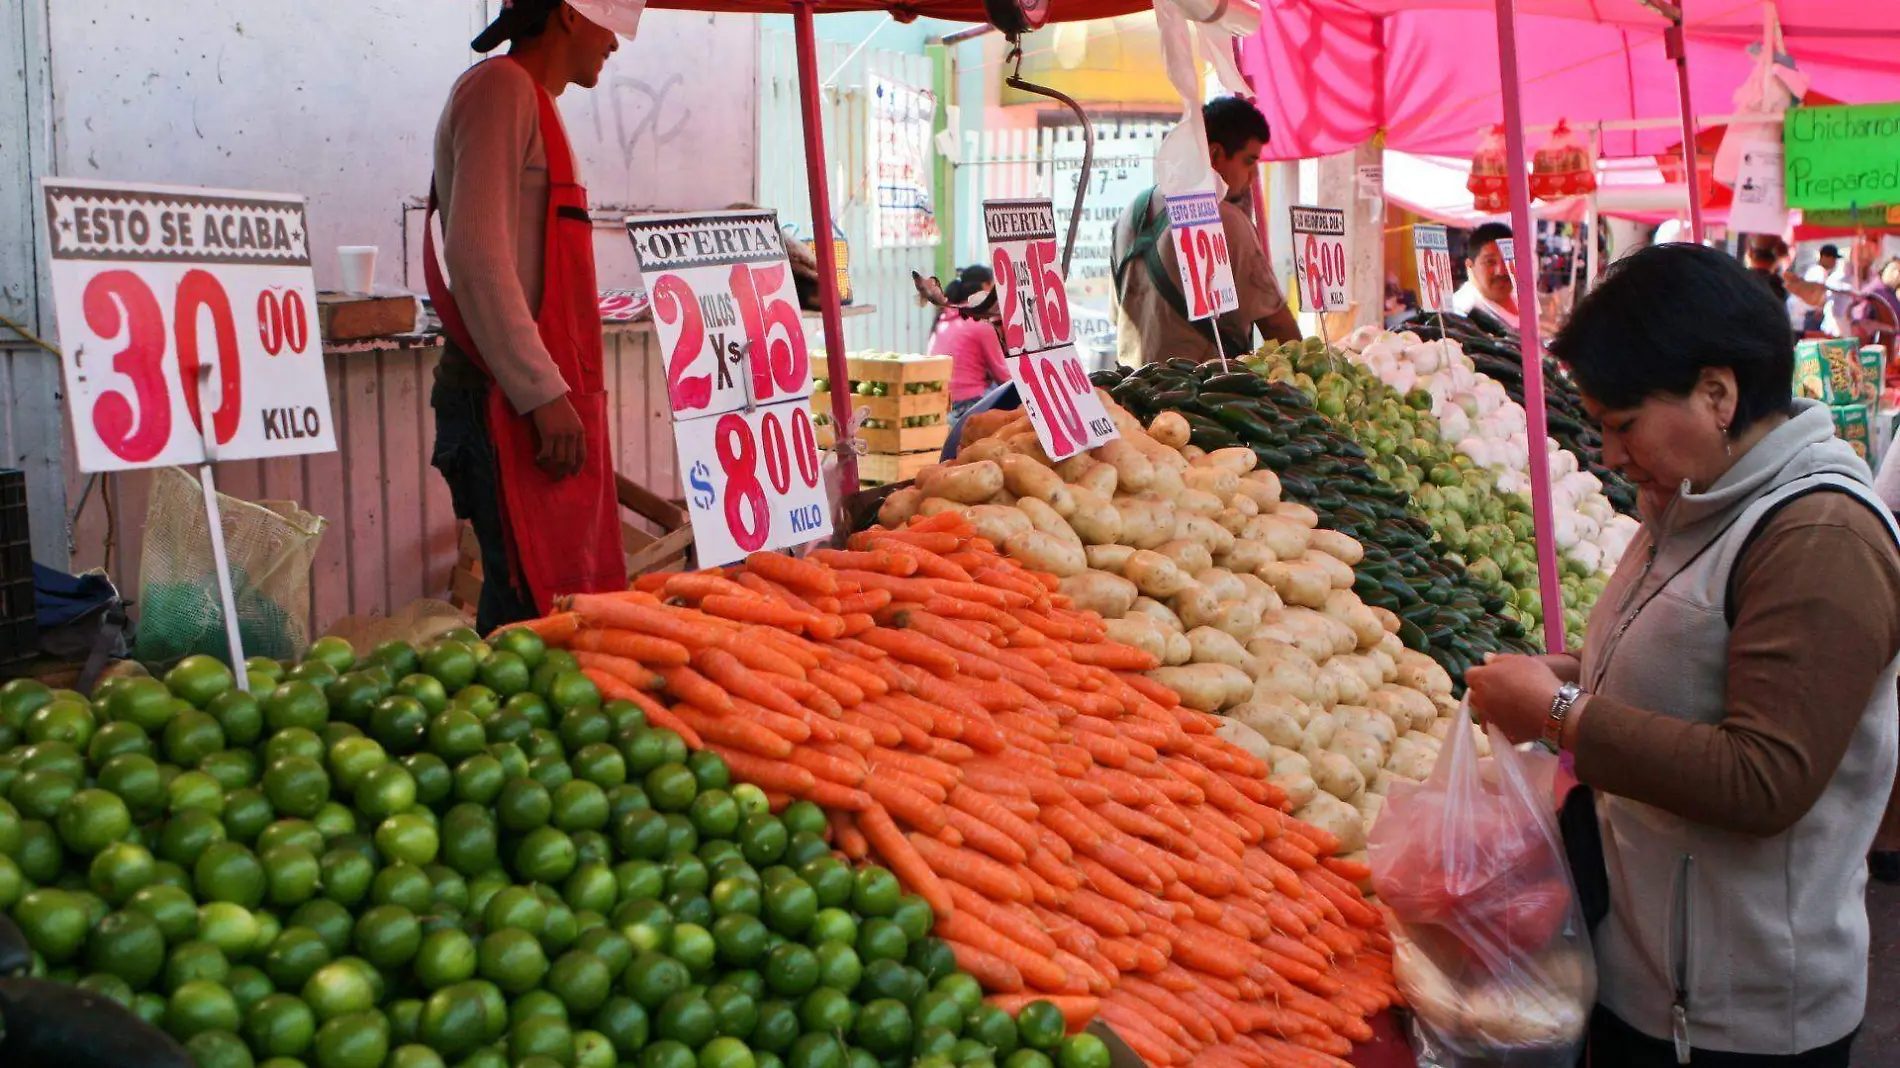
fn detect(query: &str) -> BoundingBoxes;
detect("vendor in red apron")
[426,0,641,633]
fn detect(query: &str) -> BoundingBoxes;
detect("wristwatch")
[1543,682,1583,751]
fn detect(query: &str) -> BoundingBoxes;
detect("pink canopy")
[1243,0,1900,161]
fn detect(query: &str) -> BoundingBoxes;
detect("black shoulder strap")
[1723,481,1898,627]
[1113,188,1245,356]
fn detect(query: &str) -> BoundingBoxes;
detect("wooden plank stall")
[65,322,679,640]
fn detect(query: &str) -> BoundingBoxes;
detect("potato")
[1129,597,1183,632]
[1294,793,1366,853]
[1397,651,1455,696]
[1323,590,1386,650]
[1146,462,1187,501]
[1064,487,1123,545]
[1113,497,1175,549]
[1149,411,1191,449]
[917,497,973,518]
[1186,626,1250,670]
[1369,647,1398,684]
[1309,748,1365,802]
[1307,528,1365,565]
[1385,739,1438,782]
[1323,661,1372,707]
[877,487,923,527]
[1104,616,1169,663]
[1002,530,1084,577]
[1366,769,1395,796]
[1175,514,1236,558]
[1193,568,1246,603]
[1155,539,1214,576]
[1369,687,1436,734]
[1271,746,1312,778]
[1173,488,1224,518]
[1249,639,1323,701]
[965,504,1033,545]
[1179,444,1206,463]
[1219,663,1256,706]
[1235,573,1283,617]
[1234,701,1306,749]
[1095,439,1155,492]
[1234,470,1282,510]
[1209,599,1262,642]
[1304,710,1340,751]
[1329,728,1385,784]
[1149,664,1237,712]
[1085,544,1136,573]
[1124,550,1195,598]
[1272,773,1320,811]
[1215,717,1276,764]
[958,408,1018,446]
[1356,792,1387,832]
[1003,430,1052,465]
[1059,570,1139,619]
[919,460,1004,504]
[1169,585,1224,631]
[1274,501,1321,528]
[1184,466,1240,499]
[1260,561,1331,609]
[1426,718,1453,741]
[1164,630,1192,665]
[1007,496,1073,547]
[1078,461,1118,499]
[1229,495,1260,520]
[1200,447,1258,475]
[1301,550,1356,591]
[1378,632,1408,665]
[1052,452,1096,483]
[1000,454,1075,515]
[1244,515,1311,560]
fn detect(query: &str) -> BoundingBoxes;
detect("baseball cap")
[472,0,644,53]
[1820,243,1841,258]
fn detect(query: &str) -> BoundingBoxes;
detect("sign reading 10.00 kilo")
[1290,205,1349,313]
[42,178,336,472]
[626,209,830,567]
[982,198,1117,461]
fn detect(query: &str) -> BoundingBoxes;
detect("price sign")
[41,179,336,472]
[983,198,1118,462]
[626,211,813,421]
[1413,224,1453,312]
[675,398,831,568]
[1497,237,1516,263]
[1290,206,1349,313]
[1165,189,1237,320]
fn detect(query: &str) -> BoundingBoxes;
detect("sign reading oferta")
[1784,102,1900,212]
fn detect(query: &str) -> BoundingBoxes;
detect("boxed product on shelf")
[1796,338,1865,406]
[1831,402,1872,460]
[1860,345,1887,406]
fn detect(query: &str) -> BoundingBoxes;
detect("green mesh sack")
[134,466,326,668]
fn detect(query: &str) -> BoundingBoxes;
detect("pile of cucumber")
[1094,356,1540,688]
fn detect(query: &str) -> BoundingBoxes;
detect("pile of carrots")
[514,513,1398,1068]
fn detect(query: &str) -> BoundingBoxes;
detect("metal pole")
[792,0,859,497]
[1666,16,1706,243]
[1493,0,1568,656]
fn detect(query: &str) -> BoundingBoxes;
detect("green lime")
[781,831,828,871]
[420,641,478,691]
[688,789,741,840]
[262,727,324,765]
[0,853,22,910]
[573,927,635,981]
[665,854,710,898]
[619,728,672,778]
[558,709,611,753]
[87,719,152,766]
[728,785,767,820]
[14,887,87,961]
[60,786,134,854]
[10,767,76,822]
[313,1010,388,1068]
[449,752,503,805]
[514,825,577,883]
[369,695,430,753]
[184,1028,253,1068]
[451,684,501,722]
[890,894,934,943]
[310,801,357,839]
[509,1014,575,1064]
[935,973,984,1017]
[653,990,716,1048]
[163,655,235,708]
[374,813,439,866]
[106,678,175,733]
[763,943,820,998]
[1055,1034,1109,1068]
[166,978,241,1039]
[710,913,769,968]
[228,964,274,1011]
[592,995,651,1056]
[548,949,613,1015]
[263,926,331,990]
[497,777,553,832]
[246,993,318,1057]
[915,1028,960,1061]
[197,901,262,957]
[561,861,617,915]
[196,692,259,751]
[438,804,497,878]
[324,672,384,726]
[527,753,574,792]
[303,959,377,1021]
[417,982,489,1056]
[859,959,923,1004]
[408,926,475,990]
[263,681,329,734]
[762,878,817,938]
[13,818,62,882]
[618,899,673,956]
[258,818,325,856]
[306,636,357,672]
[85,908,166,988]
[478,927,549,994]
[474,650,529,698]
[700,1036,756,1068]
[907,936,959,984]
[614,808,670,861]
[0,678,53,727]
[851,867,901,917]
[669,921,716,976]
[551,779,609,835]
[352,904,420,969]
[641,1040,699,1068]
[163,939,231,991]
[319,848,374,907]
[710,876,762,919]
[1015,1000,1066,1052]
[856,917,908,964]
[28,697,97,748]
[323,735,384,794]
[218,787,273,842]
[1003,1053,1054,1068]
[913,991,964,1036]
[808,907,856,946]
[262,755,330,819]
[813,940,861,994]
[798,987,857,1034]
[737,814,787,867]
[966,1004,1018,1057]
[194,841,266,907]
[257,845,319,908]
[126,883,198,945]
[386,1045,446,1068]
[89,840,157,904]
[284,899,352,958]
[786,1033,848,1068]
[623,950,690,1009]
[370,640,420,678]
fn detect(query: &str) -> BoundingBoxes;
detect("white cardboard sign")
[1165,188,1238,321]
[1413,224,1454,313]
[676,398,832,569]
[1290,205,1349,313]
[42,178,336,472]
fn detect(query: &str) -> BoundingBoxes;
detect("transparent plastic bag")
[1467,125,1510,214]
[134,466,326,667]
[1368,711,1594,1067]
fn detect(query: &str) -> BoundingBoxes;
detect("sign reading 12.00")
[1289,205,1349,313]
[42,179,337,472]
[982,198,1118,462]
[1165,187,1237,321]
[626,210,830,567]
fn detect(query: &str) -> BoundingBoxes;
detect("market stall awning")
[1240,0,1900,161]
[642,0,1151,21]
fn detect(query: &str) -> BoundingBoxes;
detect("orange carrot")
[945,940,1024,993]
[698,594,820,631]
[704,746,818,795]
[830,810,869,859]
[744,550,840,595]
[655,664,735,714]
[811,549,918,577]
[569,594,730,647]
[862,775,947,834]
[571,651,665,692]
[494,611,582,644]
[569,628,692,667]
[909,833,1032,903]
[670,706,794,759]
[580,669,702,747]
[663,572,756,602]
[936,910,1069,991]
[858,805,954,918]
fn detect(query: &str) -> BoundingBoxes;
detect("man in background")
[1111,96,1301,366]
[1452,221,1520,330]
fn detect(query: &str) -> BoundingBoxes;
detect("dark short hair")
[1466,222,1513,261]
[1746,236,1788,266]
[1550,243,1794,432]
[957,264,994,288]
[1203,97,1271,156]
[1819,243,1841,259]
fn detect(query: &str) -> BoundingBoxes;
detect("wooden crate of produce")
[817,421,949,454]
[841,353,953,386]
[810,390,948,422]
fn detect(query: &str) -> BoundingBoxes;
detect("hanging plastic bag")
[1467,125,1510,214]
[1368,710,1594,1067]
[1713,6,1807,187]
[1530,120,1596,201]
[134,466,326,667]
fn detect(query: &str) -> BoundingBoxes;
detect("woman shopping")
[1466,243,1900,1067]
[929,265,1011,420]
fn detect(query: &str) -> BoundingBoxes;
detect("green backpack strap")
[1112,187,1246,356]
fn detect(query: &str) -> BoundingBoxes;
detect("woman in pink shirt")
[932,266,1011,419]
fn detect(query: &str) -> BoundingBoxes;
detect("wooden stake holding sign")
[982,198,1119,462]
[627,210,832,568]
[1165,185,1239,367]
[41,178,338,686]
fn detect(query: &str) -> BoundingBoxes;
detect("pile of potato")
[875,396,1489,872]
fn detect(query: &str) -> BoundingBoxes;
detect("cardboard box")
[1831,403,1872,460]
[1860,345,1887,406]
[1796,338,1865,405]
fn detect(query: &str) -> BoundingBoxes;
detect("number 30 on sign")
[1290,206,1349,313]
[674,400,831,569]
[42,179,337,472]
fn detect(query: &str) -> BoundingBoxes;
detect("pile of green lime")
[0,630,1112,1068]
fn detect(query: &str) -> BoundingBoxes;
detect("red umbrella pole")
[1493,0,1568,655]
[793,0,860,497]
[1666,19,1706,243]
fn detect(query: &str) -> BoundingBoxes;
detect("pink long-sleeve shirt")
[931,310,1011,403]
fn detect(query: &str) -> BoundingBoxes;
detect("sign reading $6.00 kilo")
[42,178,337,472]
[626,209,831,567]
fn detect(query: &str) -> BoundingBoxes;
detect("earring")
[1720,422,1732,457]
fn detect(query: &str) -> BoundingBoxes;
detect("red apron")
[424,61,624,614]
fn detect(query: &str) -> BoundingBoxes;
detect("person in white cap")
[425,0,638,632]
